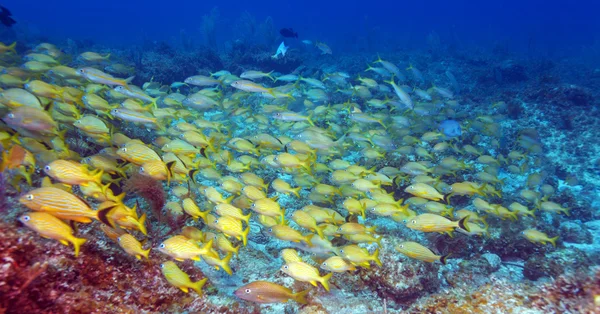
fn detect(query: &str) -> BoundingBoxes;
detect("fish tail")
[476,182,488,197]
[191,278,208,296]
[242,212,252,225]
[292,187,301,198]
[7,42,16,53]
[71,236,87,257]
[241,226,250,246]
[293,289,310,304]
[124,76,135,86]
[97,205,117,228]
[142,246,151,259]
[549,236,559,247]
[372,247,382,267]
[315,224,326,240]
[92,169,104,185]
[440,253,451,265]
[267,70,275,82]
[221,253,233,275]
[320,272,332,292]
[375,235,383,247]
[138,213,148,235]
[304,233,314,247]
[367,225,377,234]
[458,216,470,232]
[445,192,455,205]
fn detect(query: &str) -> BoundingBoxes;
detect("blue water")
[3,0,600,57]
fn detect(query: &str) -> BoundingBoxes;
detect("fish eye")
[159,244,166,249]
[399,244,404,248]
[118,237,122,242]
[43,165,51,172]
[160,263,165,268]
[268,228,272,233]
[340,249,344,253]
[283,265,288,269]
[26,194,34,201]
[214,219,219,224]
[7,113,14,119]
[251,203,256,208]
[22,215,30,221]
[139,167,145,173]
[411,220,417,224]
[179,134,185,138]
[323,262,327,266]
[245,289,251,293]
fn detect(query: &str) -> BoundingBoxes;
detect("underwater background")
[0,0,599,313]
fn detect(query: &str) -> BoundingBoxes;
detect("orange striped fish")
[19,187,112,225]
[157,235,215,261]
[19,212,87,257]
[43,159,103,186]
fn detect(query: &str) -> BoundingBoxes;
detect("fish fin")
[458,216,470,232]
[243,213,252,224]
[293,289,310,304]
[191,256,201,261]
[71,236,87,257]
[221,253,233,275]
[549,236,559,247]
[241,226,250,246]
[309,280,318,287]
[201,239,215,255]
[165,160,176,185]
[191,278,208,295]
[59,240,69,246]
[372,247,382,267]
[179,287,189,293]
[440,253,450,265]
[320,272,332,292]
[375,235,383,247]
[7,41,16,53]
[124,76,135,85]
[189,169,198,184]
[97,205,117,228]
[142,247,151,259]
[304,233,314,247]
[138,213,148,235]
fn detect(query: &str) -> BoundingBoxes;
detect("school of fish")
[0,41,565,304]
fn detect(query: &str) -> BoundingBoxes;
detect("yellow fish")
[19,212,87,257]
[395,241,449,264]
[158,235,214,261]
[406,213,470,235]
[281,261,332,291]
[336,245,381,268]
[43,160,104,187]
[19,187,113,225]
[213,215,250,246]
[320,256,356,273]
[118,233,151,260]
[160,261,208,295]
[522,229,558,247]
[404,183,445,202]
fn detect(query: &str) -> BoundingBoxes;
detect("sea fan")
[123,174,166,222]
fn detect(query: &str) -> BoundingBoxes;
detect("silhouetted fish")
[0,6,16,28]
[280,28,298,38]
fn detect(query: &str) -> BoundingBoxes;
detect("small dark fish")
[0,6,16,28]
[280,28,298,38]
